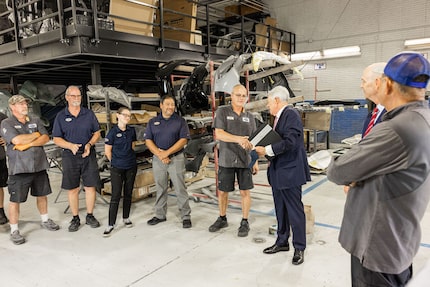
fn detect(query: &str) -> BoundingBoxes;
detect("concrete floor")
[0,162,429,287]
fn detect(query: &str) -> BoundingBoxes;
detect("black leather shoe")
[147,217,166,225]
[263,243,290,254]
[183,219,192,228]
[292,249,304,265]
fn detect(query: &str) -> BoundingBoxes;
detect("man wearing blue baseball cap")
[327,52,430,286]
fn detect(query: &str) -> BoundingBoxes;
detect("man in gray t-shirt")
[208,84,258,237]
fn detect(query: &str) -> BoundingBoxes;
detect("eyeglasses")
[120,113,131,118]
[233,93,248,98]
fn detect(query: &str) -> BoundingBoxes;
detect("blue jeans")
[108,166,137,226]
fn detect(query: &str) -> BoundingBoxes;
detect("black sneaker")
[208,217,228,232]
[0,209,8,225]
[86,214,100,228]
[183,219,192,229]
[238,220,250,237]
[68,217,80,232]
[147,217,166,225]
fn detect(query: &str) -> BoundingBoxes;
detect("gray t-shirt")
[1,115,49,175]
[213,105,256,168]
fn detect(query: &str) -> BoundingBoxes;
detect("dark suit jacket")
[361,108,386,137]
[267,107,311,189]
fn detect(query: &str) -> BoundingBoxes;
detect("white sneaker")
[103,226,114,237]
[123,218,133,228]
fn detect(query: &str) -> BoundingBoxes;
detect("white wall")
[268,0,430,101]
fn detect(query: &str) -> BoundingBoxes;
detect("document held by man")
[249,124,282,147]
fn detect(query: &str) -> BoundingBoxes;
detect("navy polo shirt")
[105,125,137,169]
[144,113,190,150]
[52,107,100,154]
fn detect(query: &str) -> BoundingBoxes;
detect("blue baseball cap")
[384,52,430,88]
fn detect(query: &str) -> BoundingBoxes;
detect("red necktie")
[363,107,379,137]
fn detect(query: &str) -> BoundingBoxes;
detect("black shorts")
[0,158,7,187]
[8,170,52,203]
[61,151,100,190]
[218,166,253,192]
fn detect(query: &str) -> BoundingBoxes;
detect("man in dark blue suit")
[255,86,311,265]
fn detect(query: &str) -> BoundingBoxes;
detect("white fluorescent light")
[291,51,322,61]
[291,46,361,62]
[404,38,430,49]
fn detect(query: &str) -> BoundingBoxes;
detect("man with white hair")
[360,62,387,137]
[255,85,311,265]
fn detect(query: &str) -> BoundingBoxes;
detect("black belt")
[170,150,184,158]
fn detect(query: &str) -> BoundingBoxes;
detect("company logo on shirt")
[14,125,22,129]
[28,123,37,129]
[154,121,160,126]
[65,118,72,122]
[242,117,250,123]
[116,133,123,138]
[227,116,234,120]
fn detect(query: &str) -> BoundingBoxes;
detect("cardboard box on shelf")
[255,17,282,52]
[109,0,157,36]
[95,110,157,124]
[134,168,155,188]
[240,4,262,16]
[279,40,291,53]
[132,185,156,202]
[255,23,268,50]
[140,104,161,113]
[224,4,240,18]
[153,0,197,43]
[102,182,156,202]
[302,110,332,131]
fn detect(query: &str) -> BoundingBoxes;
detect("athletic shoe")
[123,218,133,228]
[86,214,100,228]
[237,220,250,237]
[208,217,228,232]
[41,219,60,231]
[0,209,8,225]
[183,219,192,228]
[103,226,114,237]
[10,230,25,245]
[68,217,80,232]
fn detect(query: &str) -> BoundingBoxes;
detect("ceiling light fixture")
[404,38,430,50]
[291,45,361,62]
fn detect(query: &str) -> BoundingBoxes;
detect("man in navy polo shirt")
[52,85,101,232]
[144,94,192,228]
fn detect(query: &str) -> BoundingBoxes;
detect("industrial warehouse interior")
[1,0,430,286]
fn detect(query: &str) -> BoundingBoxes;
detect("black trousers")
[108,166,137,226]
[351,255,412,287]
